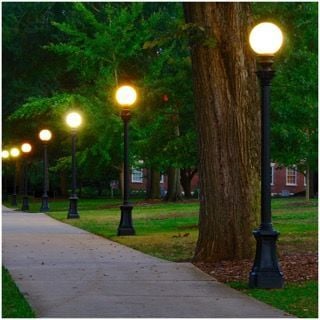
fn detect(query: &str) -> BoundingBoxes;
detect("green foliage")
[253,3,318,171]
[3,2,317,196]
[2,266,36,318]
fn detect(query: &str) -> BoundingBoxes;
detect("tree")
[253,3,318,199]
[184,3,260,261]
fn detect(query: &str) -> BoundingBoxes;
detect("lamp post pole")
[2,150,10,202]
[39,129,52,212]
[65,111,82,219]
[12,161,18,206]
[248,22,284,289]
[68,129,79,218]
[21,143,32,211]
[10,148,20,206]
[40,142,50,212]
[118,108,135,235]
[21,160,29,211]
[115,85,137,236]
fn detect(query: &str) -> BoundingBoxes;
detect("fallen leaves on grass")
[194,253,317,283]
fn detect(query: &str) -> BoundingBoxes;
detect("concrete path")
[2,206,292,318]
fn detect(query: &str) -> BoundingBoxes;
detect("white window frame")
[286,167,297,186]
[270,163,275,186]
[131,168,143,183]
[160,174,164,184]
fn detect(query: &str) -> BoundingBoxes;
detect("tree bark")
[180,168,197,198]
[184,3,260,262]
[146,168,161,199]
[306,166,314,200]
[59,171,68,197]
[164,167,182,201]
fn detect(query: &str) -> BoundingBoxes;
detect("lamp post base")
[11,194,18,206]
[3,192,8,202]
[68,196,80,219]
[249,229,284,289]
[21,196,30,211]
[40,195,49,212]
[118,204,135,236]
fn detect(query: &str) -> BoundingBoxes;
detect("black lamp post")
[21,143,32,211]
[115,85,137,236]
[248,22,284,289]
[66,112,82,219]
[2,150,10,202]
[39,129,52,212]
[10,147,20,206]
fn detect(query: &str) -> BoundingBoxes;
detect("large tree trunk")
[59,171,68,197]
[184,3,260,262]
[180,168,197,198]
[146,168,161,199]
[164,167,182,201]
[305,166,315,200]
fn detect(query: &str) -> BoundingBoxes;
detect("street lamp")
[39,129,52,212]
[21,143,32,211]
[65,112,82,219]
[248,22,284,289]
[10,147,20,206]
[115,85,137,236]
[2,150,10,201]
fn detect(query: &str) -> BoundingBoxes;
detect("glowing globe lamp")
[115,85,137,107]
[66,112,82,129]
[249,22,283,55]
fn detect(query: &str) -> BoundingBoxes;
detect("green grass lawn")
[2,267,35,318]
[230,280,318,318]
[3,196,318,317]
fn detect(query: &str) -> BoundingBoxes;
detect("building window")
[131,168,143,183]
[160,174,164,184]
[271,163,275,185]
[286,167,297,186]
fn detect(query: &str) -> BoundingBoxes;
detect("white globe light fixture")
[10,147,20,158]
[66,112,82,129]
[115,85,137,107]
[249,22,283,55]
[39,129,52,142]
[21,143,32,153]
[2,150,10,159]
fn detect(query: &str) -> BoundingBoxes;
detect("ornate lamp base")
[68,196,80,219]
[118,204,135,236]
[249,229,284,289]
[11,194,18,206]
[21,196,30,211]
[40,195,49,212]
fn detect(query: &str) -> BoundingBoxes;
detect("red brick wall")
[129,165,306,196]
[271,165,305,195]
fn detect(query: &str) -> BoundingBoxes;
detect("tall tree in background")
[184,3,260,261]
[254,3,318,199]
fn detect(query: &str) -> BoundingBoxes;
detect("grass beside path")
[230,280,318,318]
[2,266,35,318]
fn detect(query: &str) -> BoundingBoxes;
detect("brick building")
[271,163,306,196]
[129,164,306,197]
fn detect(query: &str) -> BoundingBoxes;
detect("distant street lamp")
[10,147,20,206]
[2,150,10,201]
[115,85,137,236]
[39,129,52,212]
[248,22,284,289]
[65,112,82,219]
[21,143,32,211]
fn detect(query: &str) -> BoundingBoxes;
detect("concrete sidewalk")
[2,206,292,318]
